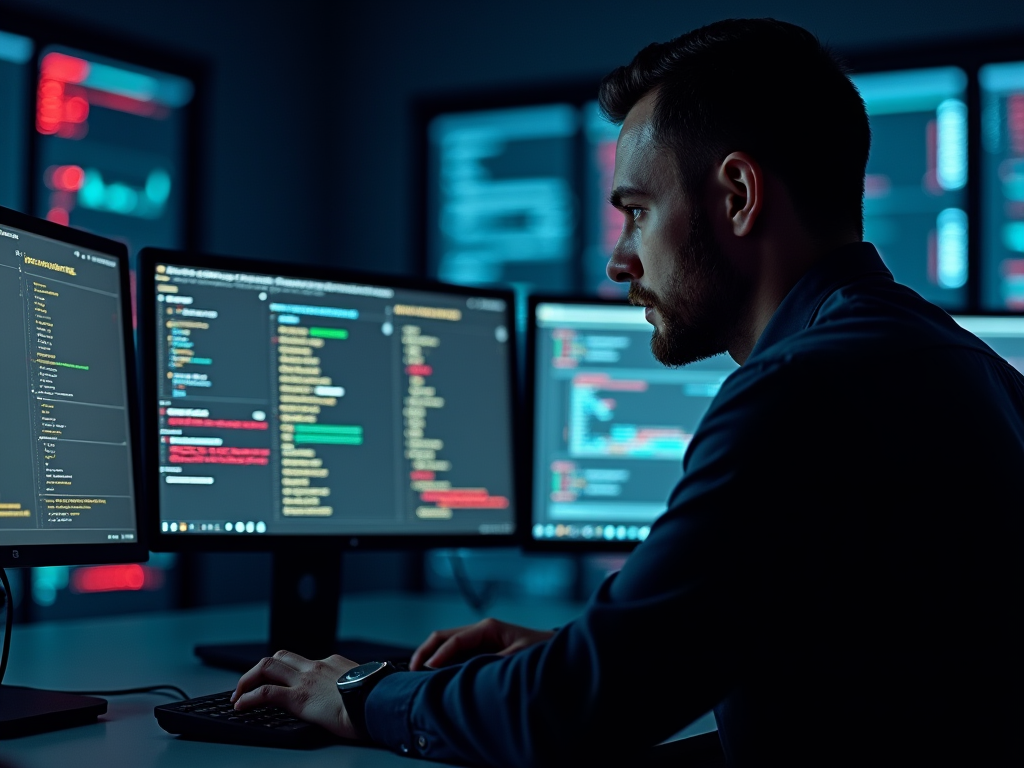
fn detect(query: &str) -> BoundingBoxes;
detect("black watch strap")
[339,662,400,738]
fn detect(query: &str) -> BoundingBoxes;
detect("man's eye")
[626,207,643,222]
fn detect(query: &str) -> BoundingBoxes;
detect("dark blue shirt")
[366,244,1024,767]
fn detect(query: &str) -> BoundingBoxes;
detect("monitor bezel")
[524,293,668,553]
[138,247,526,552]
[0,205,148,568]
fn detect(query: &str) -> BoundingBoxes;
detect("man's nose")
[606,227,642,284]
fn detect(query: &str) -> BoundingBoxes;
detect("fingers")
[231,650,306,704]
[233,682,292,711]
[410,626,469,671]
[270,649,314,671]
[423,620,501,669]
[410,620,554,670]
[227,653,361,739]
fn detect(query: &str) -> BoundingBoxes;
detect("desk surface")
[0,592,716,767]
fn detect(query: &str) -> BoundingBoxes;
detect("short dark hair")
[599,18,870,239]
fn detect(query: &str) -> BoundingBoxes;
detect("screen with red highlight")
[34,44,194,326]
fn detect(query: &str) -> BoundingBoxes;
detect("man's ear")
[714,152,763,237]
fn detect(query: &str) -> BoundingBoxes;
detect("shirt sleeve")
[364,360,790,767]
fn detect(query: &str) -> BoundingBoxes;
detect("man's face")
[606,91,745,366]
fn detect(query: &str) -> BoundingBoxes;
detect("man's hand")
[231,650,360,739]
[409,617,554,671]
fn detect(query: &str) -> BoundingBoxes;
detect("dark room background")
[2,0,1023,618]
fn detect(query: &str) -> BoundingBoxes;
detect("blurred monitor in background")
[851,67,969,309]
[34,46,195,266]
[583,102,623,298]
[427,103,579,331]
[980,61,1024,309]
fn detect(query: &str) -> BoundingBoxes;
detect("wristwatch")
[337,661,401,738]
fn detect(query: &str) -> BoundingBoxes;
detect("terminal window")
[851,67,969,308]
[0,225,137,546]
[531,302,738,543]
[153,263,516,538]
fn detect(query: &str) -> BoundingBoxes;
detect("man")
[232,19,1023,766]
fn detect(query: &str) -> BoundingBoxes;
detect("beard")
[628,206,746,367]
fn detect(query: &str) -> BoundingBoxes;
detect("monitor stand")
[194,550,416,673]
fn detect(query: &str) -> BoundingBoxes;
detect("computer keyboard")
[155,691,333,748]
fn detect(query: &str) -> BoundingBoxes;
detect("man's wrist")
[337,699,361,740]
[338,661,402,738]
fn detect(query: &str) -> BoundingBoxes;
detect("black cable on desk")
[448,551,496,614]
[40,684,191,700]
[0,569,188,700]
[0,568,12,685]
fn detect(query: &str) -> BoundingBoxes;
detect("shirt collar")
[748,242,892,360]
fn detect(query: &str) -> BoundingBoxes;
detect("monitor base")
[194,639,416,673]
[0,686,107,739]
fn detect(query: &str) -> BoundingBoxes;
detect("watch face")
[338,661,387,689]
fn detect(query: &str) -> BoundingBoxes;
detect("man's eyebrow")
[608,186,647,208]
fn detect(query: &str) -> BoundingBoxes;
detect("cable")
[448,551,496,614]
[0,569,186,700]
[0,568,12,686]
[41,685,190,700]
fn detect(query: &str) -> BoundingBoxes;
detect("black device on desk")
[0,205,146,736]
[137,248,523,672]
[154,690,333,748]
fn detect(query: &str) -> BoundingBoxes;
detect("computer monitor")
[850,66,970,309]
[0,204,145,732]
[979,61,1024,310]
[425,102,579,295]
[137,248,520,668]
[526,297,739,550]
[582,101,625,298]
[33,46,196,256]
[526,302,1024,553]
[952,315,1024,373]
